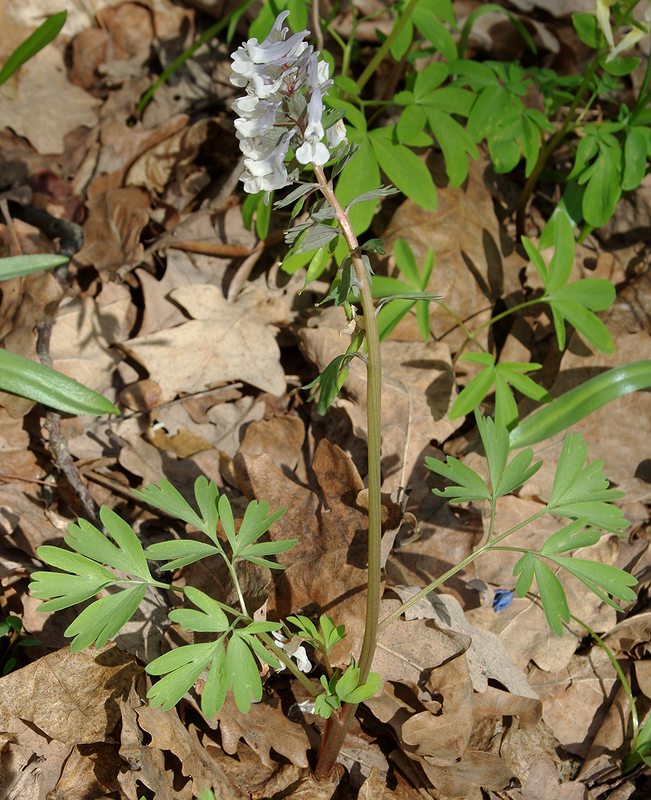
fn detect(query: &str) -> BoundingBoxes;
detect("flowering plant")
[230,10,346,194]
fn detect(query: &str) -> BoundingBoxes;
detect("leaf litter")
[0,1,649,798]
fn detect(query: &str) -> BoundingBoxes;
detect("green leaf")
[540,520,601,555]
[369,129,437,210]
[144,539,221,571]
[426,109,477,186]
[342,671,383,704]
[572,12,600,48]
[226,633,263,713]
[147,642,216,711]
[30,570,112,613]
[170,587,229,633]
[0,349,119,416]
[304,352,357,413]
[335,133,379,234]
[550,556,637,603]
[64,584,149,651]
[132,479,205,534]
[412,6,457,60]
[201,643,227,719]
[0,11,67,87]
[581,145,622,227]
[193,477,219,538]
[623,126,649,190]
[545,433,628,532]
[510,361,651,448]
[425,454,490,503]
[533,560,570,636]
[0,253,69,280]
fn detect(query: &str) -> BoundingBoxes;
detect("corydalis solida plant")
[230,10,346,193]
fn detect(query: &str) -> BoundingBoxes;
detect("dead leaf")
[215,695,311,769]
[76,186,151,273]
[373,598,469,688]
[0,645,141,745]
[391,587,538,698]
[0,47,100,154]
[122,283,286,402]
[235,438,371,663]
[383,156,505,352]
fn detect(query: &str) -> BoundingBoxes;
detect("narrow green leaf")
[0,349,118,416]
[99,507,152,580]
[64,584,148,651]
[425,455,490,502]
[551,556,637,601]
[0,11,67,87]
[226,634,262,713]
[218,494,236,551]
[511,361,651,449]
[369,129,437,210]
[144,539,220,570]
[194,477,219,537]
[201,644,227,719]
[132,480,204,532]
[540,520,601,555]
[533,560,569,636]
[0,254,69,280]
[449,365,496,419]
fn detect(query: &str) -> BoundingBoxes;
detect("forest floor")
[0,1,650,798]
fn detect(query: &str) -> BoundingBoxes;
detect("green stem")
[355,0,421,92]
[455,297,544,356]
[379,508,547,631]
[515,54,602,237]
[312,165,383,780]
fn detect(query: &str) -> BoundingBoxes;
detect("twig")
[36,320,99,523]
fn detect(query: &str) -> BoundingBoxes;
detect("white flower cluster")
[230,11,347,194]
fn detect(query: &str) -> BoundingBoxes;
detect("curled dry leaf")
[214,694,311,769]
[76,186,151,274]
[391,586,538,698]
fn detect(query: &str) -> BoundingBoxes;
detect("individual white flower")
[272,631,312,673]
[595,0,651,62]
[242,130,295,193]
[231,11,308,86]
[595,0,616,47]
[327,119,347,149]
[296,88,329,165]
[233,97,278,138]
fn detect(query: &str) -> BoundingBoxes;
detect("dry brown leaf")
[391,587,538,698]
[0,717,71,799]
[215,694,311,769]
[0,645,141,745]
[511,758,588,800]
[52,742,122,799]
[49,281,132,395]
[528,646,617,757]
[382,157,505,352]
[235,439,372,663]
[76,186,151,273]
[373,598,469,688]
[421,749,516,798]
[237,415,305,473]
[134,704,244,798]
[123,283,286,402]
[299,308,460,489]
[0,47,99,154]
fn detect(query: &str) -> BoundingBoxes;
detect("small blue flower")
[492,589,514,612]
